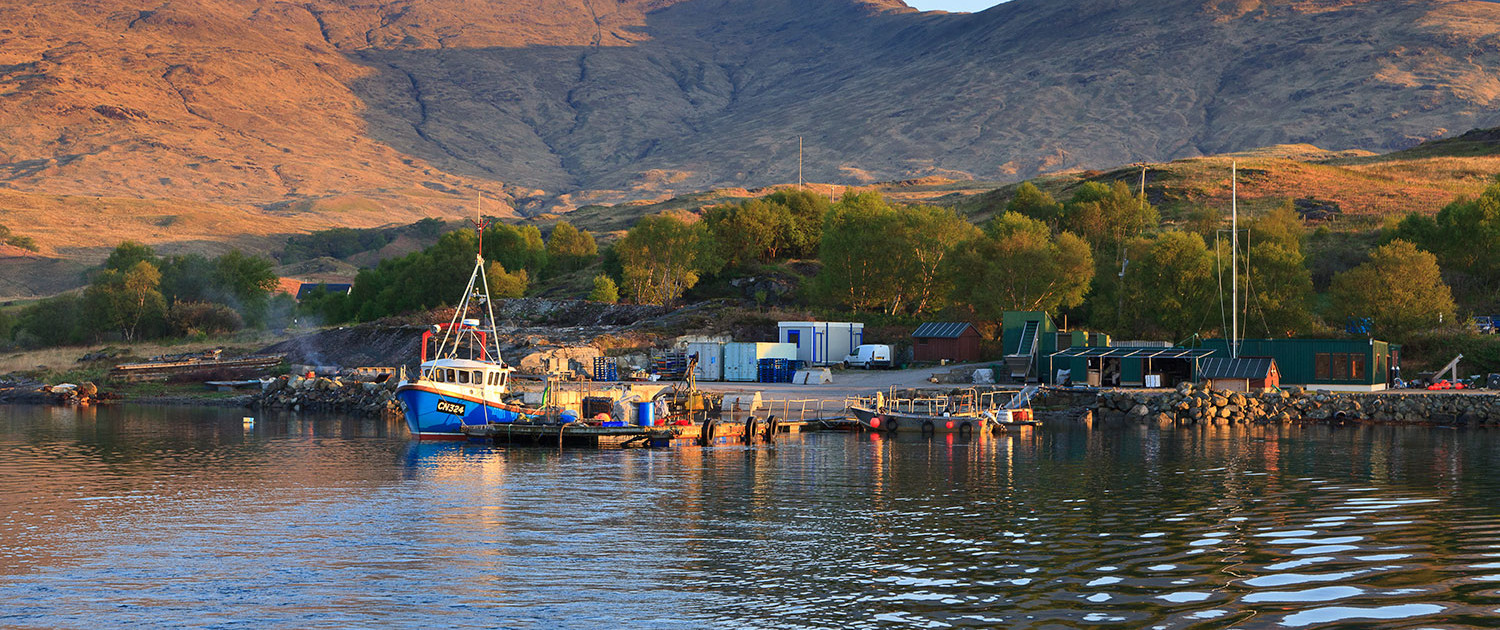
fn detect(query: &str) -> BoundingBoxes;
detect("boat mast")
[1231,161,1239,359]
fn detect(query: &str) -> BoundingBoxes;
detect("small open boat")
[849,386,1041,436]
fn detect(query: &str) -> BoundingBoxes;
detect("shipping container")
[724,342,798,382]
[685,342,724,382]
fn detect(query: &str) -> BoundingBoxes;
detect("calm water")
[3,406,1500,629]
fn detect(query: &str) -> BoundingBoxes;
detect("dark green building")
[1200,339,1399,392]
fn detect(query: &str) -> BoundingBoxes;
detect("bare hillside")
[1,0,1499,250]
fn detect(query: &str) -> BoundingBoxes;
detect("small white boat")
[849,386,1040,436]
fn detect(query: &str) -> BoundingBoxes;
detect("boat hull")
[849,405,1037,434]
[397,384,542,440]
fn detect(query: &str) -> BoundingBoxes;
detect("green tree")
[1006,182,1064,228]
[616,214,720,305]
[1329,240,1455,338]
[16,295,86,347]
[763,189,833,257]
[1249,200,1305,252]
[483,223,548,274]
[947,213,1094,319]
[212,250,277,327]
[6,235,37,252]
[486,262,528,299]
[104,241,157,272]
[85,260,166,340]
[158,253,216,304]
[589,274,619,303]
[1061,180,1159,250]
[1243,241,1314,337]
[811,192,978,315]
[298,286,353,324]
[1123,232,1217,341]
[704,198,794,267]
[545,221,598,273]
[0,308,14,345]
[1182,206,1220,241]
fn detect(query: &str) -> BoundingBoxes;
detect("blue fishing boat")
[395,226,573,440]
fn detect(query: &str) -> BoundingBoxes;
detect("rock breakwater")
[251,374,403,416]
[1095,384,1500,426]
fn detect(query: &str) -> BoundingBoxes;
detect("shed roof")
[1198,357,1276,380]
[296,283,353,300]
[1049,346,1216,360]
[912,322,976,339]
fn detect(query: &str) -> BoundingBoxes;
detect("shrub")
[168,301,244,336]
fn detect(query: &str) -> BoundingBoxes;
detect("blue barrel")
[637,401,655,426]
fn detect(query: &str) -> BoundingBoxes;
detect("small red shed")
[1198,357,1281,392]
[912,322,982,363]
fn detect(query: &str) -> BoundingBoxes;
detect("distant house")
[912,322,981,363]
[295,283,353,302]
[1198,357,1280,392]
[275,277,303,297]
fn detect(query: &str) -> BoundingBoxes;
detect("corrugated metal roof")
[1198,357,1276,380]
[1049,347,1216,360]
[912,322,975,339]
[295,283,353,300]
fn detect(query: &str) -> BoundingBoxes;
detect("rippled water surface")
[4,405,1500,628]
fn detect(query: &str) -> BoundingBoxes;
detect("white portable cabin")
[777,322,864,366]
[685,341,724,382]
[724,342,799,382]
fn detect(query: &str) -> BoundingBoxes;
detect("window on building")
[1332,353,1351,380]
[788,330,801,347]
[1351,355,1366,381]
[1315,354,1331,380]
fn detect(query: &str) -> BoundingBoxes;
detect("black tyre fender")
[958,421,974,439]
[699,419,718,446]
[744,416,759,445]
[921,420,935,435]
[886,418,900,433]
[764,415,779,442]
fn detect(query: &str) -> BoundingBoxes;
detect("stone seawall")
[251,374,402,416]
[1094,384,1500,426]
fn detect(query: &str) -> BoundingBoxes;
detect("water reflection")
[3,406,1500,628]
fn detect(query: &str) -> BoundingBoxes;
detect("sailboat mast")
[798,136,804,190]
[1231,161,1239,359]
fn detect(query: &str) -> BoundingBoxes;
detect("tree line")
[12,176,1480,350]
[1,242,282,347]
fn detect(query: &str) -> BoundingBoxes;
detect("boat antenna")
[473,192,489,262]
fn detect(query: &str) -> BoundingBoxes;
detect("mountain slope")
[2,0,1499,225]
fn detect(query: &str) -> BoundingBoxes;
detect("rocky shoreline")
[1092,384,1500,426]
[250,374,403,415]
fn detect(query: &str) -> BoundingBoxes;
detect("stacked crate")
[651,352,689,381]
[592,357,619,382]
[758,358,800,383]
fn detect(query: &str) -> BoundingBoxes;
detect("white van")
[842,344,893,369]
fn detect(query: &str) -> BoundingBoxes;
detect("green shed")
[1201,339,1399,391]
[1044,346,1214,388]
[1002,312,1058,382]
